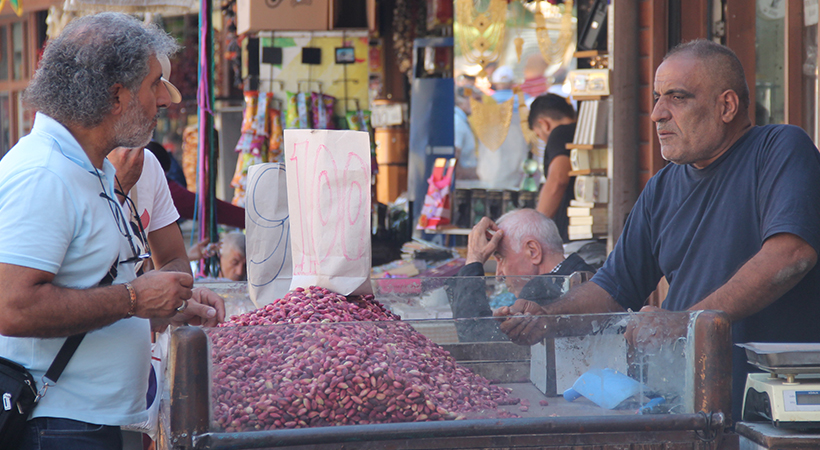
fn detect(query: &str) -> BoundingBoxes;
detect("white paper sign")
[246,163,293,306]
[284,129,373,296]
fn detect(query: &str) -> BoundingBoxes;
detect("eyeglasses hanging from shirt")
[94,169,152,274]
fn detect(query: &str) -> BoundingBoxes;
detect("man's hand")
[187,238,220,261]
[494,299,549,345]
[623,305,687,354]
[107,147,144,195]
[466,217,504,265]
[130,270,193,318]
[170,287,226,327]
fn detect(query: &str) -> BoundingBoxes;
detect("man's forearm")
[543,281,625,316]
[149,224,193,276]
[0,280,130,338]
[690,233,816,321]
[157,257,192,275]
[536,181,564,218]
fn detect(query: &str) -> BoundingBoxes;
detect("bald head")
[664,39,750,113]
[220,231,246,282]
[496,208,563,255]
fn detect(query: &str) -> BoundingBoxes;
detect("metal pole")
[193,412,725,450]
[170,326,211,450]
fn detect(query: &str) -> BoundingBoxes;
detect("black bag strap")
[37,259,126,393]
[43,333,85,384]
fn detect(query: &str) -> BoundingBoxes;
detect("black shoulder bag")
[0,333,85,449]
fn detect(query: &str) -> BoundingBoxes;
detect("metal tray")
[738,343,820,368]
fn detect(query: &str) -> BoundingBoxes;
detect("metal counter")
[157,278,734,450]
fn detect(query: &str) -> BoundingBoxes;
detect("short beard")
[113,96,156,149]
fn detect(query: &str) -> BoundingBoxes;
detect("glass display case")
[158,276,732,449]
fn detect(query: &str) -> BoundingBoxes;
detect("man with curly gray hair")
[0,13,220,450]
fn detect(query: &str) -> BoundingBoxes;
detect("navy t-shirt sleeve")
[590,181,664,311]
[756,126,820,253]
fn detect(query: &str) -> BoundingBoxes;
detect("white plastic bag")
[121,329,169,441]
[246,163,293,306]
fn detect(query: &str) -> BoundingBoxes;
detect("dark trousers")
[17,417,122,450]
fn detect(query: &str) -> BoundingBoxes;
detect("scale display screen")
[796,392,820,405]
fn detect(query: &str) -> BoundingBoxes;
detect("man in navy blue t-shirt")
[495,40,820,419]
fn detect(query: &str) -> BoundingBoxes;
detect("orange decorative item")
[417,158,457,230]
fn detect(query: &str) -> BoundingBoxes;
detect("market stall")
[156,276,735,450]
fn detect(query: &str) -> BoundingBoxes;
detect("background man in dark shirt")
[496,40,820,420]
[529,94,577,241]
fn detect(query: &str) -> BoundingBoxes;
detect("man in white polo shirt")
[0,12,222,450]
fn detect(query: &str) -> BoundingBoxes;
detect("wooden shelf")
[569,169,607,176]
[571,95,607,101]
[574,50,608,58]
[431,226,472,235]
[566,143,608,150]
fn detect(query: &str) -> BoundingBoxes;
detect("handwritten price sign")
[284,130,372,295]
[246,163,292,306]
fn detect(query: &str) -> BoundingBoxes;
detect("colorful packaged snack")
[268,107,283,162]
[285,91,299,129]
[310,92,337,129]
[296,92,310,129]
[241,91,258,133]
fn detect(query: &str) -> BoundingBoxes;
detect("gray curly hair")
[23,12,179,128]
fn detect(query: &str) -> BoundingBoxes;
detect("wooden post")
[169,326,210,450]
[725,1,757,125]
[608,0,640,248]
[785,0,804,126]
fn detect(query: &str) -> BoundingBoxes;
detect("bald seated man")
[448,209,594,342]
[495,39,820,420]
[219,231,247,282]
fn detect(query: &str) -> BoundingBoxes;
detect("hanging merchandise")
[513,0,526,62]
[468,94,513,151]
[240,91,258,133]
[284,92,299,129]
[268,100,284,163]
[393,0,427,79]
[345,109,372,132]
[231,91,272,206]
[517,88,537,147]
[0,0,23,16]
[233,91,258,156]
[455,0,507,78]
[515,36,524,63]
[310,92,337,130]
[252,92,271,138]
[520,155,541,192]
[296,92,310,128]
[427,0,453,31]
[284,91,310,129]
[417,158,457,231]
[535,0,575,66]
[346,107,375,157]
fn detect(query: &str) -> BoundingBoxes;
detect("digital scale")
[739,343,820,430]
